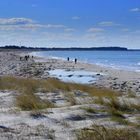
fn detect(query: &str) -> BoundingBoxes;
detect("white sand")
[0,51,139,139]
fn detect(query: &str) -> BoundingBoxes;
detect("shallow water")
[48,69,104,84]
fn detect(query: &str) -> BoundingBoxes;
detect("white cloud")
[0,31,76,47]
[65,28,76,32]
[45,24,66,28]
[42,32,75,41]
[1,29,140,49]
[0,24,45,31]
[72,16,80,20]
[130,8,140,12]
[0,18,67,31]
[131,30,140,34]
[0,18,33,25]
[0,24,67,31]
[88,27,104,33]
[99,21,120,27]
[122,28,130,32]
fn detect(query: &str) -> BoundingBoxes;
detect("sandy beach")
[0,50,139,139]
[0,51,140,95]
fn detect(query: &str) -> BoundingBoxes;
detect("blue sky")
[0,0,140,48]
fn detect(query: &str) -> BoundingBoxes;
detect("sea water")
[31,51,140,72]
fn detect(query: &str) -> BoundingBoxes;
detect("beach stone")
[78,75,83,77]
[30,113,47,119]
[113,78,118,80]
[68,74,73,77]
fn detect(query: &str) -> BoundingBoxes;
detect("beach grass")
[106,97,131,112]
[65,92,77,105]
[0,76,139,139]
[82,107,96,113]
[106,97,140,114]
[0,76,119,98]
[0,76,118,111]
[0,76,138,113]
[16,93,54,111]
[76,124,140,140]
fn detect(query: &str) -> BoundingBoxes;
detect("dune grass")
[38,78,120,98]
[82,107,96,113]
[94,96,106,105]
[95,96,139,113]
[0,76,55,110]
[0,76,120,110]
[76,124,140,140]
[107,98,131,112]
[127,90,136,98]
[0,76,139,139]
[16,93,54,111]
[0,76,40,92]
[0,76,119,98]
[0,76,137,112]
[106,97,140,115]
[65,92,77,105]
[89,96,140,125]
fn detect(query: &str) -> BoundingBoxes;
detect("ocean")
[31,51,140,72]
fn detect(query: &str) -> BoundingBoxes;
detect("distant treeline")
[0,45,129,51]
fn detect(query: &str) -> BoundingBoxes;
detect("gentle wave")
[31,51,140,72]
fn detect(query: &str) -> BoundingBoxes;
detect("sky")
[0,0,140,49]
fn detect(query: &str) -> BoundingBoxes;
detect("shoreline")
[30,51,140,73]
[0,50,140,95]
[32,52,140,95]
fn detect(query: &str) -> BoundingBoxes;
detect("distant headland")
[0,45,139,51]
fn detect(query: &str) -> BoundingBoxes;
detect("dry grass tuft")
[127,89,136,98]
[0,76,128,111]
[107,98,128,111]
[40,78,119,98]
[0,76,118,98]
[16,93,54,111]
[106,97,140,114]
[82,107,96,113]
[76,124,140,140]
[65,92,77,105]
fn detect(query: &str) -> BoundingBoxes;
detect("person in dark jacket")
[75,58,77,64]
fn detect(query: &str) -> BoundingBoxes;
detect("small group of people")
[20,55,34,61]
[67,57,77,64]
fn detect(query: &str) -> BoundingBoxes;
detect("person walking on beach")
[75,58,77,64]
[25,55,28,61]
[67,57,69,61]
